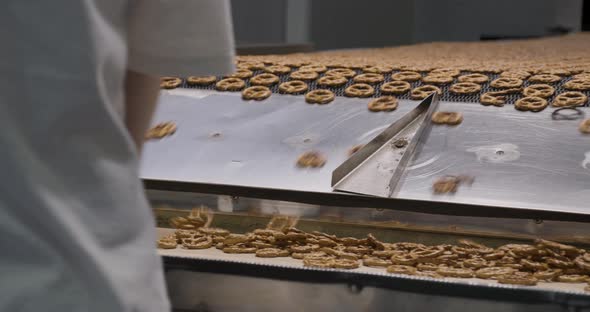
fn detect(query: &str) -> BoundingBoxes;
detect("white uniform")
[0,1,234,311]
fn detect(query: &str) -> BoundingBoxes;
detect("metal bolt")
[393,138,408,148]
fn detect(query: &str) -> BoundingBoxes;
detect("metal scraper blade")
[331,93,439,197]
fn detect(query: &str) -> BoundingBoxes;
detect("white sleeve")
[126,0,235,76]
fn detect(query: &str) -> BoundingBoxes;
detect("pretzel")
[289,70,319,81]
[228,68,254,79]
[497,274,538,286]
[279,80,308,94]
[386,265,417,275]
[182,236,213,249]
[250,241,274,249]
[237,61,265,70]
[317,75,348,87]
[363,257,392,267]
[299,64,328,73]
[250,73,280,86]
[500,70,531,80]
[380,81,411,94]
[223,246,257,254]
[523,84,555,98]
[223,234,251,245]
[146,122,177,139]
[160,77,182,89]
[303,258,334,268]
[457,73,489,84]
[573,73,590,80]
[325,68,357,78]
[391,71,421,82]
[450,82,481,94]
[422,75,454,85]
[345,83,375,97]
[521,259,548,271]
[515,96,548,112]
[305,89,335,104]
[198,227,230,236]
[296,151,326,168]
[552,91,587,107]
[157,236,178,249]
[480,91,508,106]
[332,259,360,269]
[367,96,398,112]
[431,112,463,125]
[363,65,393,74]
[557,274,588,283]
[579,119,590,134]
[535,239,580,255]
[264,65,291,75]
[533,269,562,281]
[256,248,290,258]
[474,267,514,279]
[353,73,384,84]
[186,76,216,85]
[490,77,523,88]
[345,246,372,255]
[436,267,474,278]
[242,86,271,101]
[528,74,561,83]
[215,77,246,91]
[430,68,461,77]
[410,85,441,100]
[564,78,590,91]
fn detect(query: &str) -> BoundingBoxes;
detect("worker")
[0,1,235,311]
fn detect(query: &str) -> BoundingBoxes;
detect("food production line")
[143,35,590,311]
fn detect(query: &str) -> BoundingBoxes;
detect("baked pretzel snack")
[228,68,254,79]
[367,96,399,112]
[146,122,177,140]
[325,68,357,78]
[345,83,375,97]
[236,61,265,70]
[580,119,590,134]
[160,77,182,89]
[449,82,481,94]
[537,68,571,76]
[410,85,441,100]
[380,81,411,94]
[215,77,246,91]
[289,70,319,81]
[264,65,292,75]
[564,78,590,91]
[317,75,348,87]
[515,96,548,112]
[186,76,216,85]
[497,275,538,286]
[279,80,308,94]
[250,73,280,86]
[353,73,385,84]
[256,248,290,258]
[490,77,523,88]
[391,71,421,82]
[500,70,531,80]
[528,74,561,83]
[480,91,508,106]
[305,89,335,104]
[422,75,454,85]
[363,65,393,74]
[242,86,272,101]
[552,91,588,107]
[522,84,555,98]
[431,112,463,126]
[573,73,590,80]
[457,73,489,84]
[430,68,461,77]
[299,64,328,73]
[296,151,326,168]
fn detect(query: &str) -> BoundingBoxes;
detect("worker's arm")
[124,70,160,152]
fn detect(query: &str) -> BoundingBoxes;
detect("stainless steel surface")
[141,89,590,215]
[332,93,439,197]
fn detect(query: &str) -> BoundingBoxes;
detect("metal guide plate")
[141,89,590,215]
